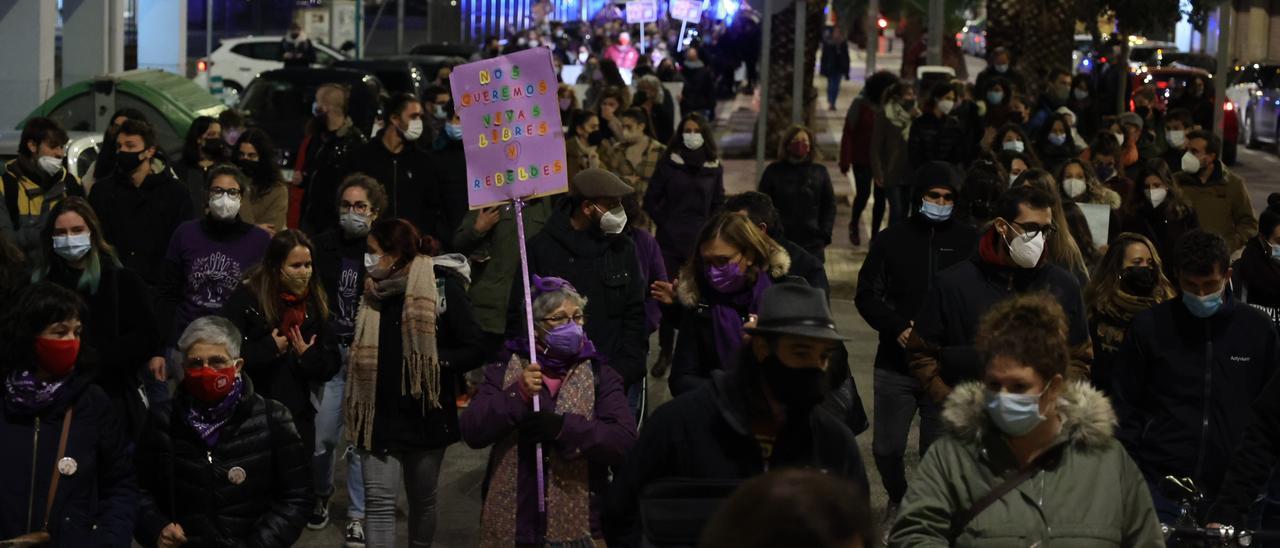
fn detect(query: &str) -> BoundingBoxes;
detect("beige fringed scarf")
[344,255,440,449]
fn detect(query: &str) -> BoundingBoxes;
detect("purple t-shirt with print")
[165,220,271,335]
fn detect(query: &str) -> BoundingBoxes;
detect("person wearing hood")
[463,277,637,547]
[342,93,442,243]
[1179,130,1256,254]
[1113,229,1280,521]
[1082,233,1176,396]
[1,117,84,259]
[177,116,228,213]
[888,294,1163,547]
[509,169,648,395]
[605,284,869,547]
[759,125,836,262]
[907,185,1092,405]
[644,113,725,376]
[281,23,315,68]
[31,198,163,441]
[157,164,271,346]
[298,83,369,233]
[1231,194,1280,329]
[428,102,470,251]
[855,161,978,521]
[133,316,310,548]
[0,283,137,547]
[346,218,484,547]
[1121,161,1200,282]
[88,119,194,287]
[233,129,288,235]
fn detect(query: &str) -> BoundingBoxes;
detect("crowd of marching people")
[0,20,1279,548]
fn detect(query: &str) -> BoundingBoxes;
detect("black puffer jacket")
[133,377,310,548]
[907,112,967,168]
[1113,291,1280,501]
[757,161,836,256]
[855,214,978,375]
[300,119,368,233]
[0,373,136,547]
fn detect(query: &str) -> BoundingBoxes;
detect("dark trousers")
[885,185,914,227]
[826,76,842,108]
[873,367,944,505]
[850,166,886,238]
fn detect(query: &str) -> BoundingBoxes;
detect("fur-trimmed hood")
[942,380,1116,450]
[675,245,792,307]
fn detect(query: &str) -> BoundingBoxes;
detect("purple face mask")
[542,322,585,360]
[707,262,747,294]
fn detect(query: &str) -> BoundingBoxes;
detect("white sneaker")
[344,519,366,548]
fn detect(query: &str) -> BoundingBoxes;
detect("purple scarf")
[3,370,67,415]
[708,270,773,365]
[184,377,245,447]
[502,335,605,376]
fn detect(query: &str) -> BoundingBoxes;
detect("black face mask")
[115,150,145,174]
[1120,266,1158,296]
[759,354,828,412]
[201,140,226,160]
[235,158,267,182]
[586,129,607,146]
[1135,106,1151,119]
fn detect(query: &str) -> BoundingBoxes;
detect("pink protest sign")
[670,0,702,23]
[451,48,567,210]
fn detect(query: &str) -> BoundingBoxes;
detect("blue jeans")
[826,75,842,108]
[872,367,944,504]
[315,349,365,519]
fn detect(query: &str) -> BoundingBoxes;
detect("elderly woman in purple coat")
[460,276,638,547]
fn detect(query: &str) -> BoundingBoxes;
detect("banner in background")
[670,0,702,23]
[627,0,658,23]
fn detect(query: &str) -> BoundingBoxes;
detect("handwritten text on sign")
[451,48,567,210]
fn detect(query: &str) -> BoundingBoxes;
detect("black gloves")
[518,411,566,443]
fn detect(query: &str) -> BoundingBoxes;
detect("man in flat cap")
[507,168,649,411]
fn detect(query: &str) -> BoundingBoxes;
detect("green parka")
[889,381,1165,547]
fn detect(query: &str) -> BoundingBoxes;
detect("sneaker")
[306,494,330,530]
[344,519,366,548]
[880,502,900,545]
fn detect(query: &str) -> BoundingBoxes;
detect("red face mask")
[34,337,79,379]
[787,140,810,159]
[182,366,238,403]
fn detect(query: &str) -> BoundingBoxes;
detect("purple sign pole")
[452,47,567,513]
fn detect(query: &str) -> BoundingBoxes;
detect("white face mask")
[1181,150,1202,173]
[682,132,704,150]
[1001,140,1024,153]
[1062,177,1087,198]
[598,205,627,234]
[402,118,424,141]
[37,156,63,176]
[937,99,956,115]
[52,232,92,261]
[1003,223,1046,268]
[208,193,241,221]
[1166,129,1186,148]
[1113,132,1125,147]
[1145,188,1168,208]
[364,253,382,270]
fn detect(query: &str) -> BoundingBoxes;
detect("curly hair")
[1175,229,1229,277]
[975,293,1069,382]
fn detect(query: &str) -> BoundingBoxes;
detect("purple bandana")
[184,376,245,447]
[3,370,67,415]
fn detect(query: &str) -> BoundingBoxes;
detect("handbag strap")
[947,441,1067,541]
[41,407,74,532]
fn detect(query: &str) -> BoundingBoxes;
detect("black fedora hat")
[745,284,850,341]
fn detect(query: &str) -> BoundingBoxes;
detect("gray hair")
[178,316,243,359]
[533,287,588,322]
[637,75,664,105]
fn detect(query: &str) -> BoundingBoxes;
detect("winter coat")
[644,152,725,267]
[819,39,850,79]
[343,135,442,241]
[668,246,792,397]
[908,252,1092,403]
[87,169,194,286]
[0,157,84,258]
[508,199,648,386]
[1113,291,1280,500]
[133,377,310,548]
[908,112,968,168]
[1207,371,1280,526]
[1232,238,1280,328]
[1180,160,1257,252]
[887,381,1164,547]
[238,181,288,232]
[855,214,979,375]
[869,107,911,187]
[312,229,365,343]
[460,356,637,544]
[778,237,828,297]
[679,64,715,113]
[299,118,368,233]
[757,160,836,256]
[0,373,136,547]
[453,198,552,335]
[604,369,870,546]
[177,161,214,215]
[1121,199,1199,282]
[218,284,342,441]
[838,96,877,172]
[630,227,668,335]
[362,264,486,452]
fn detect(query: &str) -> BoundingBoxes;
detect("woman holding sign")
[461,276,637,547]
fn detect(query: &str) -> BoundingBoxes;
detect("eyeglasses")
[184,356,237,369]
[1012,221,1057,238]
[540,313,585,327]
[340,202,372,214]
[209,187,242,198]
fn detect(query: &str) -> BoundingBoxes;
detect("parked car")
[193,35,347,104]
[237,67,385,167]
[1135,66,1238,165]
[332,59,429,97]
[1072,34,1094,74]
[1127,40,1178,73]
[957,19,985,57]
[1227,62,1280,150]
[0,131,102,179]
[409,43,476,59]
[378,54,469,84]
[22,69,225,162]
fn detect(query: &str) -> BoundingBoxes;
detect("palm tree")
[760,0,826,154]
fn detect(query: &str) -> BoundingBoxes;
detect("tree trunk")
[762,0,825,156]
[985,0,1075,97]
